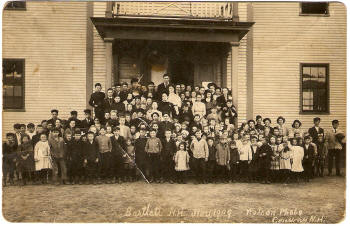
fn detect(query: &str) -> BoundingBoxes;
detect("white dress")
[289,145,304,172]
[168,93,182,108]
[34,141,52,171]
[175,150,190,171]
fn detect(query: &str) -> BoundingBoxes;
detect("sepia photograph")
[1,0,347,223]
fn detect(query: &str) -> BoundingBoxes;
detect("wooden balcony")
[108,2,238,21]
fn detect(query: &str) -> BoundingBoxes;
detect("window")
[3,59,25,110]
[300,2,329,15]
[4,1,26,10]
[301,64,329,113]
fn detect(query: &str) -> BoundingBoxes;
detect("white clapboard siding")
[251,2,346,131]
[93,1,107,91]
[2,2,88,136]
[237,2,248,124]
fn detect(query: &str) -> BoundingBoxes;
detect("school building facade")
[2,1,346,134]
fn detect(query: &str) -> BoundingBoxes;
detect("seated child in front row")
[174,142,190,184]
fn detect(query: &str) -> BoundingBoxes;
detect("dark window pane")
[4,1,26,10]
[301,64,328,113]
[14,86,22,96]
[301,2,328,14]
[2,59,25,110]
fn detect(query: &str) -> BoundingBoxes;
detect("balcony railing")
[111,2,236,20]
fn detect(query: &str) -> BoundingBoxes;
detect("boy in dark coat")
[134,129,148,181]
[228,140,240,183]
[303,136,316,182]
[315,134,328,177]
[206,138,217,183]
[89,83,106,122]
[308,117,324,143]
[83,131,100,184]
[110,126,126,183]
[256,139,272,184]
[3,133,18,186]
[66,130,85,184]
[161,130,177,183]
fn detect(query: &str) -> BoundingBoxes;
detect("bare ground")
[2,176,345,223]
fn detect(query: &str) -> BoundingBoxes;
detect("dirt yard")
[2,176,345,223]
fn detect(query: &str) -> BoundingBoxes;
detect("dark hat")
[263,118,271,123]
[95,83,102,87]
[114,126,120,131]
[292,120,302,128]
[313,117,321,123]
[70,110,78,115]
[332,119,339,124]
[256,115,262,120]
[277,116,285,123]
[51,109,59,114]
[84,109,92,114]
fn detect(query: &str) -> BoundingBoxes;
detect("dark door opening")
[168,59,194,86]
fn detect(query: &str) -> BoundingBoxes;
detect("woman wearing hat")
[289,119,305,139]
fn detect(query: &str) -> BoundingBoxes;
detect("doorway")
[168,59,194,86]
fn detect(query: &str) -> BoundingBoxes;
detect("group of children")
[2,77,345,186]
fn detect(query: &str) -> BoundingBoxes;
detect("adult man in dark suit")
[113,83,122,98]
[89,83,105,122]
[47,109,61,126]
[308,117,324,144]
[103,88,115,114]
[216,87,230,107]
[158,113,175,139]
[80,109,94,133]
[156,74,171,101]
[325,120,344,176]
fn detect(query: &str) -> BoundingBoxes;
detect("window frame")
[3,58,26,112]
[299,2,330,17]
[300,63,330,115]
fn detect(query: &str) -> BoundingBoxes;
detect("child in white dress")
[34,133,52,184]
[174,142,190,184]
[288,138,304,183]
